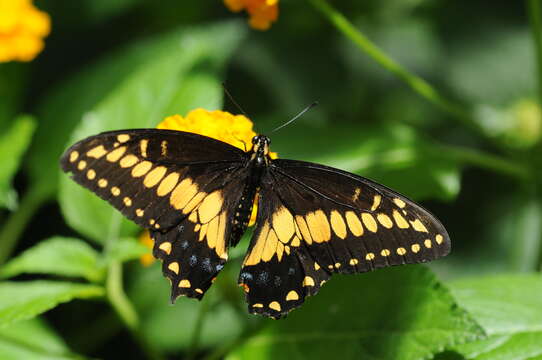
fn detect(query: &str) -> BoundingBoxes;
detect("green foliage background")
[0,0,541,359]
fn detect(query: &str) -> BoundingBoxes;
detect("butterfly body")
[61,129,450,319]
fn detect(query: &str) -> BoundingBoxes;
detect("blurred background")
[0,0,540,359]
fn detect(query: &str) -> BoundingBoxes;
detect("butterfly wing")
[61,129,249,299]
[151,170,250,300]
[60,129,246,230]
[239,159,450,318]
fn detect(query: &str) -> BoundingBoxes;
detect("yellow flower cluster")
[223,0,278,30]
[140,108,275,265]
[0,0,51,62]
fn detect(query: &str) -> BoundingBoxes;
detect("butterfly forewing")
[60,129,245,230]
[239,159,450,318]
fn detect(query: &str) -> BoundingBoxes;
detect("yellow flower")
[139,231,155,266]
[224,0,278,30]
[140,108,277,265]
[0,0,51,62]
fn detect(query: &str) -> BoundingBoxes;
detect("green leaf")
[227,266,483,360]
[448,274,542,359]
[105,237,149,264]
[58,21,246,243]
[0,115,36,209]
[0,281,104,328]
[0,318,84,360]
[0,237,103,283]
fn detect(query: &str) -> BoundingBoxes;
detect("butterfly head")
[251,135,271,164]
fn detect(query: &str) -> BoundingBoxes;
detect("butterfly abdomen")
[230,164,266,246]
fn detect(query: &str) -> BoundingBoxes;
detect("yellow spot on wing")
[159,242,172,255]
[411,244,421,253]
[244,223,269,266]
[170,178,197,210]
[381,249,391,256]
[168,262,179,274]
[106,146,127,162]
[98,179,108,188]
[120,154,139,168]
[397,247,407,255]
[352,188,361,201]
[286,290,299,301]
[140,139,148,157]
[410,219,428,233]
[206,216,219,249]
[123,197,132,207]
[371,194,381,211]
[302,276,315,287]
[261,229,279,262]
[117,134,130,143]
[111,187,120,196]
[273,206,295,244]
[87,145,107,159]
[215,212,227,259]
[306,210,331,243]
[377,213,393,229]
[436,234,444,244]
[295,216,313,245]
[144,166,167,188]
[393,198,406,208]
[161,140,167,156]
[252,303,264,308]
[366,253,375,260]
[314,262,320,270]
[330,210,347,239]
[182,192,206,214]
[198,191,224,224]
[424,239,432,248]
[195,288,203,294]
[86,169,96,180]
[392,210,409,229]
[349,258,359,265]
[179,279,191,288]
[269,301,281,311]
[157,172,180,196]
[77,160,87,170]
[290,236,301,247]
[69,151,79,162]
[136,208,144,217]
[345,211,363,236]
[361,213,378,233]
[132,161,152,177]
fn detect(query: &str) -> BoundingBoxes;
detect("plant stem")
[186,297,210,360]
[107,261,139,331]
[307,0,478,131]
[441,145,532,181]
[528,0,542,107]
[0,183,50,264]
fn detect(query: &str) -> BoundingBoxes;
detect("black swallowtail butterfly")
[61,129,450,318]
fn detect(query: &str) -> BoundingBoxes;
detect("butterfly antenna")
[222,82,249,118]
[272,101,318,133]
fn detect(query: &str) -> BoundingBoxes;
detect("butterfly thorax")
[229,135,272,247]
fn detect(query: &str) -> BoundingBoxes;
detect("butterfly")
[60,129,450,319]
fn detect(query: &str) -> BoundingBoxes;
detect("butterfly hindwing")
[60,129,246,230]
[152,172,249,300]
[239,188,331,318]
[240,159,450,318]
